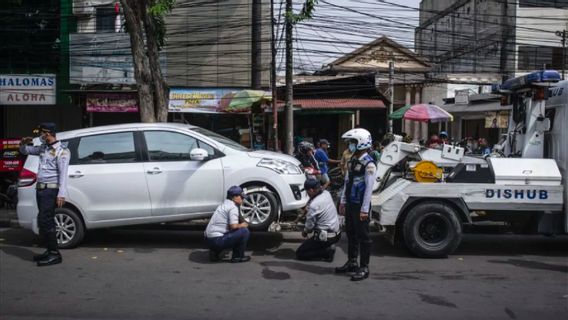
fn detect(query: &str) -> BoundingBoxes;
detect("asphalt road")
[1,226,567,320]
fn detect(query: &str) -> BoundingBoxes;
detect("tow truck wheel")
[402,202,462,258]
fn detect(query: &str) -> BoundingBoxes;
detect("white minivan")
[17,123,308,248]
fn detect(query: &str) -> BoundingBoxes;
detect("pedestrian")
[296,179,341,262]
[335,128,377,281]
[339,143,353,177]
[426,134,441,149]
[204,186,251,263]
[476,138,491,155]
[314,139,339,189]
[19,123,70,267]
[368,140,382,165]
[439,131,449,145]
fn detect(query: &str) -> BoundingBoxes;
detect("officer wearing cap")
[296,179,341,262]
[204,186,251,263]
[19,123,70,267]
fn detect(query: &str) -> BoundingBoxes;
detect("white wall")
[515,7,568,47]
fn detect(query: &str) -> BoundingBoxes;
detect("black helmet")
[298,141,314,154]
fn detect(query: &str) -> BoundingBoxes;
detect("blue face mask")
[348,143,357,153]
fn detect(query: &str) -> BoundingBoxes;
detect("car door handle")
[69,171,84,178]
[146,167,162,175]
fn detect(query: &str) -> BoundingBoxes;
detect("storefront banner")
[485,111,509,128]
[168,88,239,113]
[0,74,56,105]
[86,93,139,113]
[0,139,24,172]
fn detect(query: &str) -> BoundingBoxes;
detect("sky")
[277,0,422,73]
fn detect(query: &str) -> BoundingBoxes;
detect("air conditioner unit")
[73,0,95,15]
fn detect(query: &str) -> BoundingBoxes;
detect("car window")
[144,131,203,161]
[77,132,136,164]
[198,141,215,157]
[190,127,248,151]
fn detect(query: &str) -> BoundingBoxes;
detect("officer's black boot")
[37,251,62,267]
[350,266,369,281]
[33,250,50,262]
[335,259,358,273]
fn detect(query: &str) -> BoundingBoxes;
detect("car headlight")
[257,158,302,175]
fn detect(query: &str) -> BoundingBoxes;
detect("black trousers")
[345,203,371,267]
[36,188,59,252]
[296,233,341,261]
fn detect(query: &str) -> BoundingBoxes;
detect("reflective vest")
[345,153,373,204]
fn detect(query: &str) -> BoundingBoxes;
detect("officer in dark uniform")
[20,123,70,266]
[335,128,377,281]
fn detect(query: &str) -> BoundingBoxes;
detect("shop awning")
[278,98,385,110]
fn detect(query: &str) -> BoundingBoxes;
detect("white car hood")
[248,150,301,165]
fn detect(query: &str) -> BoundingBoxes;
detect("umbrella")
[218,90,271,113]
[400,103,453,123]
[388,104,411,120]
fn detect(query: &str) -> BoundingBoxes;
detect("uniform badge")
[50,149,56,156]
[355,164,362,171]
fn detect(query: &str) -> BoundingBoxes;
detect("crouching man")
[296,179,341,262]
[204,186,251,263]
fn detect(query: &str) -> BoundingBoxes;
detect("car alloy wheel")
[241,193,273,225]
[55,212,77,246]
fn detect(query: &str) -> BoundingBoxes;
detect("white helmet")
[342,128,372,150]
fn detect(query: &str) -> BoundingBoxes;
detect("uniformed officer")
[19,123,70,267]
[204,186,251,263]
[335,128,377,281]
[296,178,341,262]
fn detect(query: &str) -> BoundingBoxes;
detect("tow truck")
[371,70,567,258]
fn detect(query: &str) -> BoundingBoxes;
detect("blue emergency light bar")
[494,70,561,92]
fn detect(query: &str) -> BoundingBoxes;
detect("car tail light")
[18,168,37,187]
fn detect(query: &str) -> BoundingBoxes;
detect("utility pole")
[556,26,567,80]
[499,0,510,82]
[388,61,394,133]
[284,0,294,155]
[270,0,279,151]
[251,0,261,89]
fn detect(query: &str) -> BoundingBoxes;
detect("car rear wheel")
[241,190,278,231]
[54,208,85,249]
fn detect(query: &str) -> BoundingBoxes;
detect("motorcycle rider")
[295,141,320,177]
[335,128,377,281]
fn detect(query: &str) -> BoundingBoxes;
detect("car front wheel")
[240,190,278,231]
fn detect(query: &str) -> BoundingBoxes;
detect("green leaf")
[286,0,318,25]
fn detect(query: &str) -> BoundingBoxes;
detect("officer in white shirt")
[19,123,70,267]
[204,186,251,263]
[296,179,341,262]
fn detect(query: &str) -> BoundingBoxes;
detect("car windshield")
[190,127,249,151]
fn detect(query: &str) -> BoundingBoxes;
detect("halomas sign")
[0,74,56,105]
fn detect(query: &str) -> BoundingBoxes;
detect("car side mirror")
[190,148,209,161]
